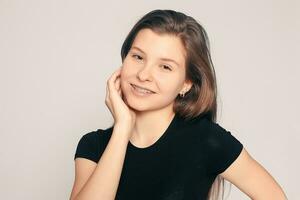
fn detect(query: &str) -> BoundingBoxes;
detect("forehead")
[131,28,186,66]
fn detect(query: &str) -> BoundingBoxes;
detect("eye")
[132,54,143,60]
[161,64,172,71]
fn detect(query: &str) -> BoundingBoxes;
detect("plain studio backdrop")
[0,0,299,199]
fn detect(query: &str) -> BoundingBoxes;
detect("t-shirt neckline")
[128,112,179,151]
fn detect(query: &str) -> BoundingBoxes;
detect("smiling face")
[120,28,192,112]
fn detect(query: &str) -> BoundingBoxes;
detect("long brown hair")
[120,9,232,200]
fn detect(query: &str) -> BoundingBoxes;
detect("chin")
[124,95,152,111]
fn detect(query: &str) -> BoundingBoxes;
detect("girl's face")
[120,28,192,112]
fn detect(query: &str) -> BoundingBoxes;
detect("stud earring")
[180,91,186,98]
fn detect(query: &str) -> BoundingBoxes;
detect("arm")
[219,147,288,200]
[70,125,130,200]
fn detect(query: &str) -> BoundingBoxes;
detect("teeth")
[133,85,153,94]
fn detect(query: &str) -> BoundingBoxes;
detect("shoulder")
[183,115,244,174]
[74,126,114,163]
[187,116,238,140]
[81,126,113,144]
[183,115,227,139]
[191,117,243,151]
[82,128,104,140]
[198,119,244,175]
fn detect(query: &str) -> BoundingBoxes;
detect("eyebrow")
[131,46,180,67]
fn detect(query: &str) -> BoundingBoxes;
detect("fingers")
[107,67,122,95]
[106,67,119,103]
[105,80,111,109]
[116,75,121,91]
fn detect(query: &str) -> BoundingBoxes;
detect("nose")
[136,64,153,82]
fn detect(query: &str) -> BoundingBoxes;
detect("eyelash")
[131,54,172,71]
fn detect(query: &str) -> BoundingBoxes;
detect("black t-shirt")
[74,113,243,200]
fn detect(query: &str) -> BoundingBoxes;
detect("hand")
[105,66,136,136]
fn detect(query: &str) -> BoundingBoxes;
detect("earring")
[180,92,186,98]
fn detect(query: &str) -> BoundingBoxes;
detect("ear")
[180,80,193,93]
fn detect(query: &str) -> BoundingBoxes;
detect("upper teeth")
[133,85,153,94]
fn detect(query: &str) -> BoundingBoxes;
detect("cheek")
[120,70,131,92]
[120,72,127,87]
[120,66,130,82]
[156,80,175,94]
[121,59,135,73]
[122,56,134,68]
[159,74,180,88]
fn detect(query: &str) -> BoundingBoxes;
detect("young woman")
[70,9,287,200]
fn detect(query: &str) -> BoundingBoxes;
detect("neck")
[130,109,175,145]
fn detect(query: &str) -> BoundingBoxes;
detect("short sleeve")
[74,130,103,163]
[204,120,244,175]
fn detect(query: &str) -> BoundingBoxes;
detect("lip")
[130,83,156,93]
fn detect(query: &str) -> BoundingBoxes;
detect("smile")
[130,84,155,95]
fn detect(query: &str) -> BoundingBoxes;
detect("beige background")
[0,0,299,199]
